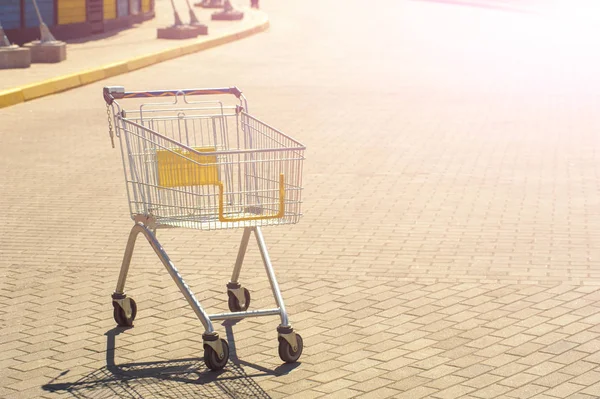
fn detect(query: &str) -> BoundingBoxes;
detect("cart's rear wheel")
[113,298,137,327]
[227,287,251,312]
[204,339,229,371]
[278,333,303,363]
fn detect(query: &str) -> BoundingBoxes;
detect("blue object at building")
[1,0,22,29]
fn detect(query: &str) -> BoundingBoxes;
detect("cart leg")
[226,227,252,312]
[114,223,139,295]
[253,226,303,363]
[112,222,229,369]
[111,224,141,327]
[230,227,252,284]
[253,226,290,327]
[113,224,158,295]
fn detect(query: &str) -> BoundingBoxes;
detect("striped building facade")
[1,0,154,44]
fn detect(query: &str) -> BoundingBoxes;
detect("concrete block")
[157,25,200,40]
[195,0,224,8]
[0,46,31,69]
[23,41,67,63]
[211,10,244,20]
[190,23,209,35]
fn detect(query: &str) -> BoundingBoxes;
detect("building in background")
[1,0,155,45]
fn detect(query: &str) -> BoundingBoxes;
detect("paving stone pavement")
[3,0,600,398]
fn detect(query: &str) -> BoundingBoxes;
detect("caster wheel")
[278,333,303,363]
[204,339,229,371]
[227,287,250,312]
[113,298,137,327]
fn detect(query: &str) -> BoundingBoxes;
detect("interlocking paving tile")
[4,0,600,398]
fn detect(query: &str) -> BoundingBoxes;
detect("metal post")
[184,0,201,24]
[31,0,56,42]
[170,0,184,26]
[0,22,12,47]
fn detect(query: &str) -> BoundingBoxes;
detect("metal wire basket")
[108,87,305,231]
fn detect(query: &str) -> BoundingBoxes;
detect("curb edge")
[0,17,270,109]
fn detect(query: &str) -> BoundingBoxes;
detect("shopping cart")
[102,86,305,371]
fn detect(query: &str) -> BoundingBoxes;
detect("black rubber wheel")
[227,288,251,312]
[113,298,137,327]
[204,339,229,371]
[278,333,303,363]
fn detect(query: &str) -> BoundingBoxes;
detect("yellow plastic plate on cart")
[156,147,218,187]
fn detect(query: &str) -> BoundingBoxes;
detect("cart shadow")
[42,320,299,398]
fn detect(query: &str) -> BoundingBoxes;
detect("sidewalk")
[0,0,268,106]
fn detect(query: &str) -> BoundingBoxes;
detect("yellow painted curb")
[103,61,129,78]
[126,54,159,72]
[0,88,25,108]
[52,73,82,92]
[208,34,236,48]
[156,47,183,62]
[21,79,57,101]
[180,42,202,56]
[0,15,270,109]
[79,68,107,85]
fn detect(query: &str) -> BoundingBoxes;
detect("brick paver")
[3,0,600,398]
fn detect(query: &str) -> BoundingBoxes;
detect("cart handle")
[218,174,286,223]
[103,86,243,105]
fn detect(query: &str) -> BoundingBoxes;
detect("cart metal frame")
[103,86,305,370]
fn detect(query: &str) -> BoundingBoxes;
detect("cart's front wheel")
[278,333,303,363]
[204,339,229,371]
[113,298,137,327]
[227,287,251,312]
